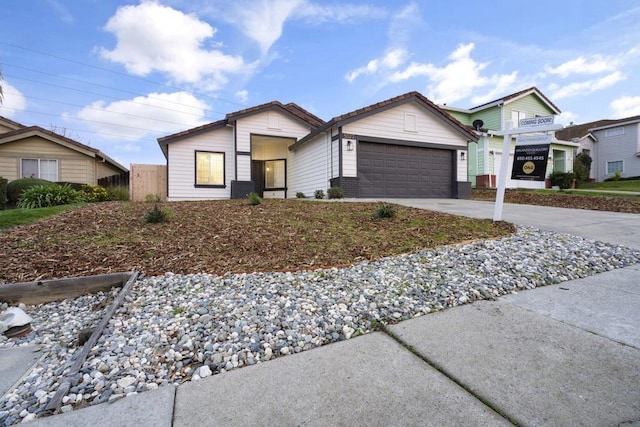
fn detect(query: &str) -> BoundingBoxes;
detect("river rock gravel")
[1,226,638,425]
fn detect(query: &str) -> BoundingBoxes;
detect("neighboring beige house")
[0,116,127,184]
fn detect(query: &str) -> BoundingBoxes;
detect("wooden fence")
[98,171,129,188]
[129,164,167,202]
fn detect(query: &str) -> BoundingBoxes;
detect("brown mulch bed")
[0,200,515,284]
[472,189,640,213]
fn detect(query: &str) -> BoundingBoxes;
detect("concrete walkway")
[10,201,640,426]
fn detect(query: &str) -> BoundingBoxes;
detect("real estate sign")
[511,144,550,181]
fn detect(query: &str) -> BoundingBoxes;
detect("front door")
[251,160,265,197]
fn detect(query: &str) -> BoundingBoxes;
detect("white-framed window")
[605,127,624,138]
[195,151,225,187]
[552,150,566,172]
[265,159,286,189]
[607,160,623,174]
[21,158,58,181]
[511,110,526,126]
[404,113,417,132]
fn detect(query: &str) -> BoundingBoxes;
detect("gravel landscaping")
[1,226,638,425]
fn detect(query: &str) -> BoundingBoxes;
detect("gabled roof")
[226,101,324,128]
[0,115,25,131]
[555,120,616,142]
[444,87,561,115]
[157,102,324,158]
[0,126,128,172]
[290,91,478,150]
[589,114,640,131]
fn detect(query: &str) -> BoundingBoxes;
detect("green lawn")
[577,179,640,192]
[0,204,83,229]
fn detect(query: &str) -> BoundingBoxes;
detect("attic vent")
[268,113,280,130]
[404,113,417,132]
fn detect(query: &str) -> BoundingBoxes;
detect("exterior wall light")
[460,151,466,160]
[346,140,354,151]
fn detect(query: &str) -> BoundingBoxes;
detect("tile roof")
[291,91,478,149]
[157,119,227,145]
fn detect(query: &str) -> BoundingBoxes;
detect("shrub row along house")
[0,116,127,185]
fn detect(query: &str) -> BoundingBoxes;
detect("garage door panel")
[358,141,452,198]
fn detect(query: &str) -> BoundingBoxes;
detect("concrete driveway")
[373,198,640,250]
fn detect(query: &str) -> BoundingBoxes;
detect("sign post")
[492,116,563,222]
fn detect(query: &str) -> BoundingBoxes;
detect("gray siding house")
[590,116,640,181]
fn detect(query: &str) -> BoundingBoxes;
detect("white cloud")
[224,0,304,55]
[205,0,386,55]
[72,91,210,140]
[610,96,640,118]
[99,1,250,89]
[388,43,518,105]
[545,55,618,78]
[294,2,387,24]
[236,90,249,103]
[556,111,579,126]
[0,81,26,117]
[550,71,626,99]
[345,48,407,82]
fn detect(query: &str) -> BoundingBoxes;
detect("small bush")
[106,186,130,201]
[296,192,306,199]
[573,152,592,183]
[548,171,575,190]
[372,203,395,219]
[327,186,344,199]
[81,185,110,202]
[314,189,325,199]
[247,192,262,205]
[144,205,168,223]
[145,194,162,203]
[0,177,7,211]
[7,178,52,205]
[17,184,82,209]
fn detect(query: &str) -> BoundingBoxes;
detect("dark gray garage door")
[358,142,453,197]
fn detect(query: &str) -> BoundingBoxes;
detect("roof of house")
[290,91,478,151]
[555,115,640,141]
[589,114,640,131]
[157,102,324,158]
[0,116,25,131]
[443,87,561,115]
[0,125,128,172]
[555,120,616,141]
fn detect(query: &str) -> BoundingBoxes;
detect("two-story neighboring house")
[556,115,640,182]
[442,87,578,189]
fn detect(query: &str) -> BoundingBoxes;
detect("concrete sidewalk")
[15,201,640,426]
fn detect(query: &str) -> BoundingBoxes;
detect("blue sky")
[1,0,639,168]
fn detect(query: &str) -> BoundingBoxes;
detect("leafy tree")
[573,152,593,183]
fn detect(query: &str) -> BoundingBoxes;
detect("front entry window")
[265,159,285,189]
[21,158,58,181]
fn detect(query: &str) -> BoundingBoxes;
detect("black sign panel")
[511,144,550,181]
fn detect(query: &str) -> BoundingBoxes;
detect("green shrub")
[144,205,168,223]
[548,171,576,190]
[7,178,52,205]
[81,185,110,202]
[372,203,395,219]
[0,177,7,211]
[145,194,162,203]
[573,152,592,183]
[295,192,306,199]
[327,186,344,199]
[314,189,325,199]
[247,192,262,205]
[56,181,86,191]
[106,186,130,201]
[17,184,82,209]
